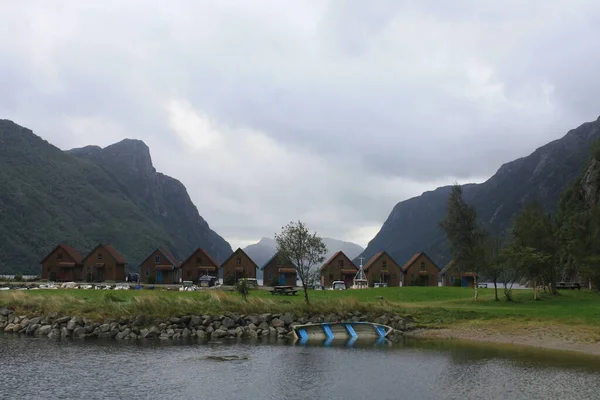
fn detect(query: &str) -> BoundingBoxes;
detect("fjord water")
[1,336,599,400]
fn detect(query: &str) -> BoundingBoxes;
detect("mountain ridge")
[0,119,232,274]
[359,116,600,267]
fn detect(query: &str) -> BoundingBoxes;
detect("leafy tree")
[481,236,504,301]
[511,201,558,297]
[439,184,487,300]
[275,221,327,304]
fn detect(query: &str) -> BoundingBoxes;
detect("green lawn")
[1,287,599,328]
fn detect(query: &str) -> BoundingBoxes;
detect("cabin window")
[57,252,63,260]
[155,255,161,263]
[236,258,241,266]
[382,261,387,269]
[196,257,201,264]
[329,274,333,281]
[98,253,103,260]
[145,269,149,276]
[450,276,455,284]
[277,258,283,266]
[338,259,344,267]
[268,272,273,280]
[420,262,425,271]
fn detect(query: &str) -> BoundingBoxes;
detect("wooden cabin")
[363,251,403,287]
[139,248,181,284]
[261,252,297,287]
[40,244,84,282]
[320,251,358,288]
[179,248,219,284]
[401,252,440,286]
[82,244,126,282]
[220,248,258,285]
[439,260,477,287]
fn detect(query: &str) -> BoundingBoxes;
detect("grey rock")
[3,323,16,333]
[211,329,227,339]
[271,318,285,328]
[227,329,236,337]
[182,328,190,338]
[189,316,201,327]
[28,317,41,326]
[61,327,69,338]
[173,333,181,340]
[258,322,270,331]
[158,323,167,330]
[73,327,87,338]
[248,315,259,325]
[247,329,258,338]
[235,327,244,337]
[247,323,257,331]
[281,313,295,325]
[169,317,180,324]
[98,324,111,333]
[276,327,287,335]
[196,330,208,340]
[258,313,272,323]
[26,324,40,336]
[167,329,175,338]
[66,318,80,331]
[269,327,277,336]
[213,321,221,329]
[48,329,61,339]
[0,308,13,317]
[36,325,52,337]
[180,316,191,324]
[55,316,71,324]
[222,317,235,329]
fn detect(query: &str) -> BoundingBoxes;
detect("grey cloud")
[2,1,600,247]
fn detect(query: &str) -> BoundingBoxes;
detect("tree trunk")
[533,278,538,300]
[303,283,310,304]
[493,279,498,301]
[473,275,479,301]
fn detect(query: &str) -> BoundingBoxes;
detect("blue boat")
[292,322,393,345]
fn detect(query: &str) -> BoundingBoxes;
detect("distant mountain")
[0,119,232,274]
[359,116,600,268]
[245,237,364,276]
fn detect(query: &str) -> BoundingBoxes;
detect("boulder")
[48,329,61,339]
[182,328,190,338]
[211,329,227,339]
[28,317,41,326]
[271,318,285,328]
[247,329,258,339]
[169,317,180,324]
[234,327,244,337]
[3,323,16,333]
[73,327,87,339]
[281,313,295,325]
[55,316,71,325]
[66,318,80,331]
[276,327,287,335]
[222,317,235,329]
[36,325,52,337]
[196,330,208,340]
[26,324,40,336]
[258,313,272,323]
[98,324,111,333]
[0,308,13,317]
[189,316,201,328]
[258,322,270,331]
[61,327,69,338]
[213,321,221,330]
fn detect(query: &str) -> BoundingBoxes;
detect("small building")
[439,260,477,287]
[401,252,440,286]
[363,251,403,287]
[261,252,297,287]
[220,248,258,285]
[82,244,127,282]
[40,244,83,282]
[320,251,358,288]
[139,248,181,284]
[179,248,219,284]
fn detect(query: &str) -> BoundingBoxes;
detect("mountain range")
[358,116,600,268]
[0,120,232,274]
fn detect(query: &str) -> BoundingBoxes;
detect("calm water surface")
[1,335,599,400]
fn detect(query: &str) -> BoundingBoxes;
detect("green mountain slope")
[359,116,600,267]
[0,120,232,274]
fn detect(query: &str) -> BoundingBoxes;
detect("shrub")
[223,273,235,286]
[452,277,462,287]
[103,292,125,303]
[13,275,23,282]
[236,279,250,300]
[268,277,279,287]
[146,276,155,285]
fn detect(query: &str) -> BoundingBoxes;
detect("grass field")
[1,287,599,330]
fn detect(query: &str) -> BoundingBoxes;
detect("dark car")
[126,273,140,283]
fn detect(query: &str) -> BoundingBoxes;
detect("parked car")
[374,282,388,288]
[126,273,139,283]
[331,281,347,290]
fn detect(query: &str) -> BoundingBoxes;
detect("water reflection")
[0,335,599,400]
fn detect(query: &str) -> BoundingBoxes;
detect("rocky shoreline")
[0,308,410,342]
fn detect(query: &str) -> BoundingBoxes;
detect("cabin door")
[279,273,286,286]
[156,271,163,283]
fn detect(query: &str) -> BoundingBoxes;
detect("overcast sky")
[3,1,600,249]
